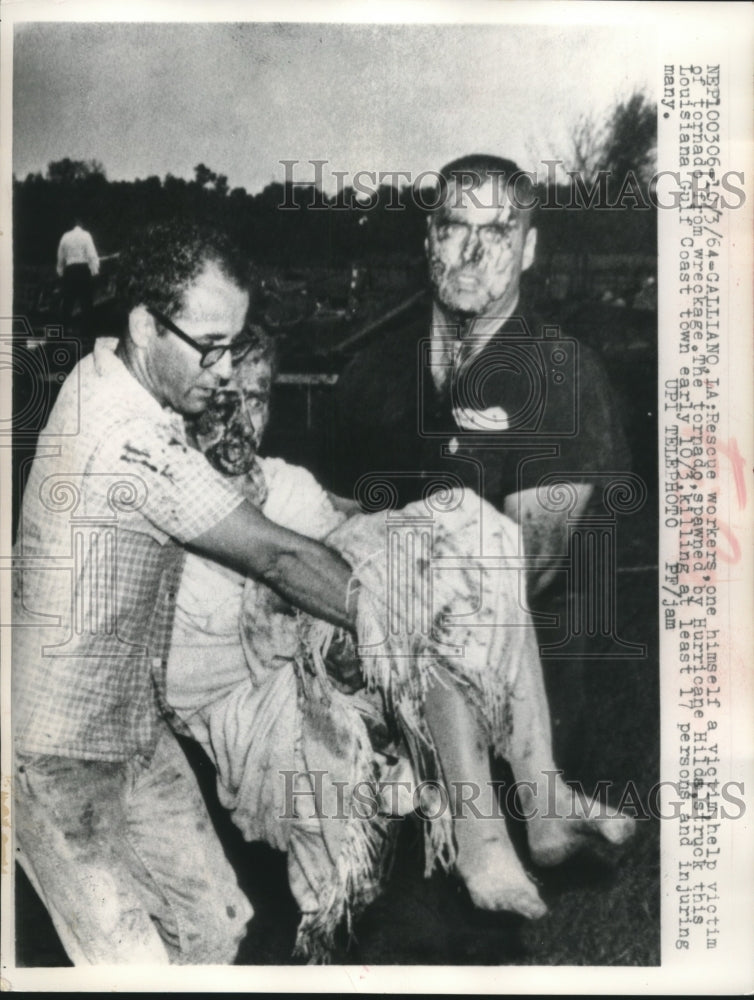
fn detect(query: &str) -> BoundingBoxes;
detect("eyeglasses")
[435,219,521,248]
[146,306,255,369]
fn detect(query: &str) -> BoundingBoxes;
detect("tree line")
[14,94,657,280]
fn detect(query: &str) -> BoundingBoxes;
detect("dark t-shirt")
[332,298,631,515]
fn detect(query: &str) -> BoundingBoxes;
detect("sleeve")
[56,237,66,277]
[94,416,245,543]
[515,343,631,492]
[85,232,100,276]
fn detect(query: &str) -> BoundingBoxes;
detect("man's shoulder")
[42,350,98,425]
[46,341,164,441]
[501,304,610,381]
[83,341,139,410]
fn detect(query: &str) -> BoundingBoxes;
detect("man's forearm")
[189,499,358,631]
[258,540,358,631]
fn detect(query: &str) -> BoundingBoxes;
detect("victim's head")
[192,325,277,476]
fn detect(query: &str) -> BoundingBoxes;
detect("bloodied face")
[192,349,273,476]
[231,351,273,451]
[426,177,537,319]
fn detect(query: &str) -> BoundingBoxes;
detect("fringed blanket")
[168,458,537,960]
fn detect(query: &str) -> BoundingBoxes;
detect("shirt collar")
[430,294,521,355]
[92,337,185,432]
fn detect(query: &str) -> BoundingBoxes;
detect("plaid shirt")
[13,338,244,761]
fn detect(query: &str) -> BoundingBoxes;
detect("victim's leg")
[504,632,635,866]
[423,667,547,918]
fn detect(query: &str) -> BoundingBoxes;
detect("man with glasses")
[12,219,359,965]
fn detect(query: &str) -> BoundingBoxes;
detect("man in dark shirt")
[334,154,632,762]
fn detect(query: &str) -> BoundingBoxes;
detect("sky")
[12,19,655,195]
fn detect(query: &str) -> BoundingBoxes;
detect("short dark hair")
[117,218,251,317]
[433,153,536,227]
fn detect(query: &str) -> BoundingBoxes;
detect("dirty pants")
[14,723,252,965]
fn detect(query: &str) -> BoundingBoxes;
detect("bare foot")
[526,788,636,867]
[455,835,548,919]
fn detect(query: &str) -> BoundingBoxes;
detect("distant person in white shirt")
[56,216,100,333]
